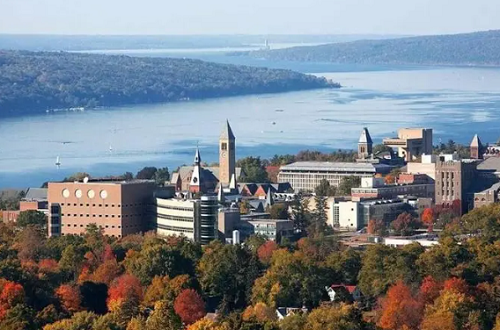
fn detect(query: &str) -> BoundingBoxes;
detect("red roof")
[330,284,357,293]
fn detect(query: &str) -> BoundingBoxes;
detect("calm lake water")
[1,49,500,188]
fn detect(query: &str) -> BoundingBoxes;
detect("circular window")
[193,177,198,183]
[100,190,108,199]
[87,190,95,199]
[75,189,83,198]
[62,189,70,198]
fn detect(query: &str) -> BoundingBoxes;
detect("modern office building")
[155,195,239,244]
[47,179,156,237]
[278,162,392,192]
[383,128,433,162]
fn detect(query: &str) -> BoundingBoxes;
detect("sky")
[0,0,499,35]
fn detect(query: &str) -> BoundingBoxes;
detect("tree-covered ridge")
[243,29,500,66]
[0,50,338,116]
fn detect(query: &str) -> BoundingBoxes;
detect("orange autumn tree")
[173,289,206,325]
[421,208,435,231]
[56,284,82,313]
[107,274,143,312]
[378,281,422,330]
[0,279,25,319]
[419,276,442,306]
[443,277,469,295]
[257,241,278,265]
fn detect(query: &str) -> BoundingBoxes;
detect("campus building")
[278,161,392,192]
[47,179,156,237]
[383,128,433,162]
[351,176,434,201]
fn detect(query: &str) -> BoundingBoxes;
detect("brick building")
[48,179,156,237]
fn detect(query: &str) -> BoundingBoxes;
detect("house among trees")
[326,284,362,302]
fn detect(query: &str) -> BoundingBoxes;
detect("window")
[221,142,227,150]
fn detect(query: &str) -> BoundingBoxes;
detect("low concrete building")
[278,161,392,193]
[473,182,500,209]
[351,176,434,201]
[239,219,294,241]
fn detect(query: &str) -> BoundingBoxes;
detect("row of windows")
[157,214,194,222]
[157,205,194,212]
[157,224,194,233]
[60,203,147,208]
[60,214,145,218]
[63,224,122,228]
[61,233,122,238]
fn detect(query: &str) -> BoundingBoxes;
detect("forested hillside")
[0,50,337,116]
[241,30,500,66]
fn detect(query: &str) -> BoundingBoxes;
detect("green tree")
[136,167,158,180]
[197,241,260,313]
[267,204,289,220]
[308,196,331,237]
[337,176,361,196]
[154,167,170,186]
[237,157,269,183]
[290,198,310,235]
[16,210,47,228]
[314,179,336,197]
[325,248,362,285]
[145,300,182,330]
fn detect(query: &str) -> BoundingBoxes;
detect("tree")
[304,304,366,330]
[308,195,331,238]
[43,311,97,330]
[122,172,134,181]
[422,208,435,232]
[92,260,123,285]
[325,248,361,285]
[377,281,422,330]
[257,241,278,265]
[291,198,310,235]
[16,210,46,228]
[418,276,442,306]
[279,313,307,330]
[337,176,361,196]
[187,318,225,330]
[56,285,82,313]
[107,274,143,312]
[14,225,45,261]
[358,244,398,298]
[173,289,206,325]
[0,280,25,318]
[314,179,336,197]
[197,242,259,313]
[145,300,182,330]
[154,167,170,186]
[391,212,420,236]
[367,219,388,236]
[237,157,269,183]
[136,167,158,180]
[267,204,289,220]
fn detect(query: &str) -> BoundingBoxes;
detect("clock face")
[193,177,198,183]
[221,151,227,158]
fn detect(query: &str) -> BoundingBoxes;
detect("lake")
[1,49,500,188]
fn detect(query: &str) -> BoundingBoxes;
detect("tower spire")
[194,145,201,165]
[358,127,373,159]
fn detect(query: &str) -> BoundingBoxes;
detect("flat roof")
[280,161,391,173]
[48,179,155,186]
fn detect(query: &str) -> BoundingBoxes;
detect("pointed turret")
[190,148,203,193]
[229,173,237,191]
[217,183,225,203]
[220,119,236,140]
[265,187,274,208]
[194,146,201,165]
[470,134,483,159]
[358,127,373,159]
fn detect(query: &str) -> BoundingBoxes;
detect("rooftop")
[24,188,47,201]
[49,179,155,186]
[280,161,391,173]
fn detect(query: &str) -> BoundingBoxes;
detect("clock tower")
[219,120,236,186]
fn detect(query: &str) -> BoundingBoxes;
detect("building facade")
[435,158,478,214]
[219,120,236,186]
[48,179,156,237]
[383,128,433,162]
[351,176,434,200]
[278,162,392,192]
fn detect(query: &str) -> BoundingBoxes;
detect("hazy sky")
[0,0,498,35]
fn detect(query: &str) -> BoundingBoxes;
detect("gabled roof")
[220,120,235,140]
[359,127,373,144]
[173,166,242,182]
[330,284,358,294]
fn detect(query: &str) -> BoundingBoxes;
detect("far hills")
[0,50,338,116]
[238,30,500,66]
